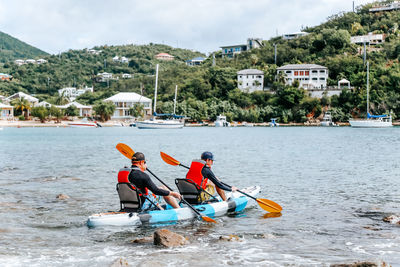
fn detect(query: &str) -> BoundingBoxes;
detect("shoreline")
[1,120,400,128]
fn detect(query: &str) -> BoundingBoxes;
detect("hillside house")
[237,69,264,93]
[186,57,205,66]
[36,59,47,64]
[155,53,174,60]
[369,1,400,12]
[58,86,93,101]
[25,59,36,64]
[282,31,309,40]
[350,33,385,45]
[104,92,152,119]
[14,59,25,66]
[97,72,113,82]
[0,73,12,81]
[221,38,263,58]
[277,64,328,89]
[120,57,129,63]
[122,73,132,79]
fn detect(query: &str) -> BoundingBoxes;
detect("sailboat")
[349,62,392,128]
[136,64,184,129]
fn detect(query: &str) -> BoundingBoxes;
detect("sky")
[0,0,376,55]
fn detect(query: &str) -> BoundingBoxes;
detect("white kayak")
[87,186,260,227]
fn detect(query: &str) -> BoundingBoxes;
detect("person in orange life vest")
[128,152,181,210]
[187,151,238,202]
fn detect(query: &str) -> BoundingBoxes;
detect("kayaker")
[186,151,237,202]
[128,152,181,210]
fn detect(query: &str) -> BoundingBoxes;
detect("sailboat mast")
[153,64,159,114]
[173,85,178,115]
[366,61,369,115]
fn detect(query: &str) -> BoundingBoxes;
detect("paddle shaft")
[146,168,205,218]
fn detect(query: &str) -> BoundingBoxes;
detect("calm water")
[0,126,399,266]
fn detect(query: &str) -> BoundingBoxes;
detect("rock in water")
[383,215,400,224]
[330,261,384,267]
[110,258,129,267]
[153,229,188,247]
[56,194,70,200]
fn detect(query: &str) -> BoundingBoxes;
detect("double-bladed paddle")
[160,151,283,213]
[115,143,217,223]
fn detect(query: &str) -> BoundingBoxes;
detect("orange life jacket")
[117,167,149,196]
[186,159,208,189]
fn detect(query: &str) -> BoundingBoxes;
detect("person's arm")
[142,174,170,196]
[202,167,232,191]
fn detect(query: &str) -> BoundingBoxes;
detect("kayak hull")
[87,186,260,227]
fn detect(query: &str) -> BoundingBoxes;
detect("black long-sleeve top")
[128,166,170,197]
[201,165,232,191]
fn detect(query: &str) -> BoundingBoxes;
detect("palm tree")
[94,101,115,121]
[11,98,31,120]
[55,91,70,105]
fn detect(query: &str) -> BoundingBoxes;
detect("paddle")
[160,151,283,213]
[115,143,217,223]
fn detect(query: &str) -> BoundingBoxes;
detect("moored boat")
[87,185,260,227]
[68,118,98,127]
[320,112,337,127]
[136,119,184,129]
[214,115,230,127]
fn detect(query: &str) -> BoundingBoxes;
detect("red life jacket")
[117,167,149,195]
[186,159,208,189]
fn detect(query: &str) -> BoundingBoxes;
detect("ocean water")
[0,126,399,266]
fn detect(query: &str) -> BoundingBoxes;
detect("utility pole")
[212,53,216,67]
[363,41,367,65]
[273,43,277,65]
[47,77,50,87]
[104,59,107,69]
[353,1,355,12]
[173,85,178,115]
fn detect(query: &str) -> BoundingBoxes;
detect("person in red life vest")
[128,152,181,210]
[186,151,238,202]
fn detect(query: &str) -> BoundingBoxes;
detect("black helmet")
[201,151,214,161]
[131,152,145,162]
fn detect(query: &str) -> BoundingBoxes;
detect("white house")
[120,56,129,63]
[113,56,120,62]
[56,101,92,117]
[36,59,47,64]
[221,38,263,58]
[25,59,36,64]
[36,101,52,108]
[6,92,39,106]
[97,72,113,82]
[104,92,152,119]
[58,86,93,101]
[369,1,400,12]
[14,59,25,66]
[282,32,309,40]
[350,33,385,45]
[237,69,264,93]
[88,49,102,55]
[277,64,328,89]
[122,73,132,79]
[0,102,14,119]
[186,57,205,66]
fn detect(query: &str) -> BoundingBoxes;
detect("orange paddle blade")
[160,152,181,166]
[201,216,217,223]
[116,143,134,159]
[256,198,282,213]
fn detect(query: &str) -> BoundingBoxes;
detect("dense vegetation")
[0,31,48,63]
[1,0,400,123]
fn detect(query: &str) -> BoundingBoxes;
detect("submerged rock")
[131,236,153,244]
[153,229,188,247]
[56,194,70,200]
[383,215,400,224]
[219,234,242,242]
[110,258,129,267]
[330,261,388,267]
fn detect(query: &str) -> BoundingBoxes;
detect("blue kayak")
[87,186,260,227]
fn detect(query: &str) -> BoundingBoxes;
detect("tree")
[94,101,115,121]
[54,91,70,105]
[65,105,79,117]
[31,106,49,123]
[11,98,31,120]
[129,103,144,118]
[49,106,63,122]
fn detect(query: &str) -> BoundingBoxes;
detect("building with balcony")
[221,38,263,58]
[237,69,264,93]
[277,64,328,89]
[104,92,152,119]
[350,33,385,45]
[58,86,93,101]
[155,53,174,60]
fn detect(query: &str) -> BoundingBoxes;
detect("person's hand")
[231,186,238,192]
[170,191,181,200]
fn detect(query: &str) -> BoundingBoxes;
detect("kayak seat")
[175,178,205,205]
[116,183,142,212]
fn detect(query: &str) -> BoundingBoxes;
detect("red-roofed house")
[155,53,174,61]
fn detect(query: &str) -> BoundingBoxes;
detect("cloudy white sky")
[0,0,376,55]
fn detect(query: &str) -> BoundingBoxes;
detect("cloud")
[0,0,375,55]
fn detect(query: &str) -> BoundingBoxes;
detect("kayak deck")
[87,185,260,227]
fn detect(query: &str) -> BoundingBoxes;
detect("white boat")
[349,62,392,128]
[137,65,184,129]
[320,112,336,127]
[269,118,279,127]
[214,115,230,127]
[68,118,98,127]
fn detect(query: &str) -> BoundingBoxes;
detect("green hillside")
[0,31,48,62]
[1,0,400,123]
